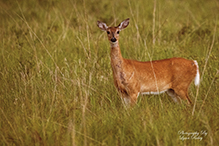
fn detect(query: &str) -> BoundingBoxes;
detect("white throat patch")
[110,41,118,47]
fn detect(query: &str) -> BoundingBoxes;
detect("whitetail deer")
[97,18,200,106]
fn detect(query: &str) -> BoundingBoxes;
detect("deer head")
[97,18,130,45]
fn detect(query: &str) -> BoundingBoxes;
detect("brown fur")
[97,18,199,106]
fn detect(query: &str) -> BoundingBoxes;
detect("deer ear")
[97,21,108,31]
[118,18,130,31]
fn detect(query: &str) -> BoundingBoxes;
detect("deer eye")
[107,31,110,34]
[117,31,119,34]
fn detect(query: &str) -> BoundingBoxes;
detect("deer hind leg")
[167,89,181,103]
[178,89,192,105]
[168,88,192,105]
[179,88,192,105]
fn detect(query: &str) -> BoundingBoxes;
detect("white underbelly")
[140,90,167,95]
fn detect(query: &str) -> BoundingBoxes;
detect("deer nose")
[111,37,117,42]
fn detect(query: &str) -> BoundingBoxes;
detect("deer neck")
[110,42,124,73]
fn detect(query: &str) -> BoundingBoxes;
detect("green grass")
[0,0,219,145]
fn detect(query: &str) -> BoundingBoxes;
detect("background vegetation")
[0,0,219,145]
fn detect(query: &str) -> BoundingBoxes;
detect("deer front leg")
[125,92,139,106]
[123,97,131,105]
[131,93,139,106]
[121,92,139,107]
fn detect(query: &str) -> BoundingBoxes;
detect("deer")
[97,18,200,106]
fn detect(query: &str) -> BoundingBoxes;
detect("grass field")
[0,0,219,145]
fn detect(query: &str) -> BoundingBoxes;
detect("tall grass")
[0,0,219,145]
